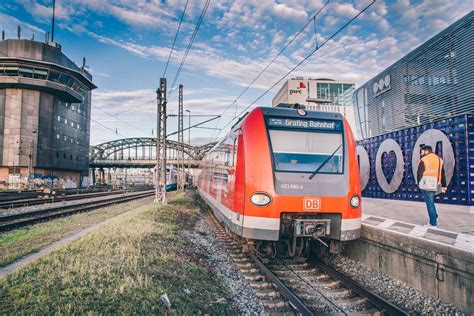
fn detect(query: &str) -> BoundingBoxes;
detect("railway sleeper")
[239,267,259,274]
[273,263,311,271]
[272,268,321,277]
[254,289,280,299]
[243,273,265,282]
[261,299,288,309]
[278,274,331,284]
[332,296,369,307]
[247,280,274,289]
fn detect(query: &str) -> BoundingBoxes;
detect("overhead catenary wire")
[210,0,330,139]
[215,0,377,138]
[0,49,130,139]
[94,105,151,134]
[163,0,189,78]
[168,0,210,96]
[0,89,128,138]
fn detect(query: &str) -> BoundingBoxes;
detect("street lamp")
[185,110,191,145]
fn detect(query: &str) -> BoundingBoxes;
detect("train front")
[241,107,361,253]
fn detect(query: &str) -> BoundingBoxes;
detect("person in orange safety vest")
[416,145,447,228]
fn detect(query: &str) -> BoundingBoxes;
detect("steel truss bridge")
[89,137,215,170]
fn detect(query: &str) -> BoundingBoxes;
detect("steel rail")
[0,190,154,232]
[0,190,131,209]
[313,260,410,316]
[0,188,111,203]
[249,253,314,316]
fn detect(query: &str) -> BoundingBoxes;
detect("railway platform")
[362,198,473,236]
[343,197,474,313]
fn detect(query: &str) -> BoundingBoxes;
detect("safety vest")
[421,153,443,184]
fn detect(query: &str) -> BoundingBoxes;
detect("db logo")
[304,198,321,210]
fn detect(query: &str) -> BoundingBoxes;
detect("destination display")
[268,117,342,131]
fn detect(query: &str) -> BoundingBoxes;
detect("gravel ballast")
[325,254,465,315]
[182,210,264,314]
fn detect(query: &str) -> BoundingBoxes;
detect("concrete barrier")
[344,223,474,313]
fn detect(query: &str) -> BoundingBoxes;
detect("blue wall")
[356,114,473,205]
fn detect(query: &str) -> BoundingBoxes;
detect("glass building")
[354,11,474,139]
[272,78,357,135]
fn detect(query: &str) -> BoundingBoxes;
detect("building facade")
[0,38,96,189]
[354,11,474,139]
[272,78,358,136]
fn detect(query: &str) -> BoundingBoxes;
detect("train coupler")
[292,219,331,238]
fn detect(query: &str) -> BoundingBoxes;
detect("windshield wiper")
[308,143,343,179]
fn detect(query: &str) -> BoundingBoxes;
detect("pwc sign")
[304,197,321,210]
[289,81,307,96]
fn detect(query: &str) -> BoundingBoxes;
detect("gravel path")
[181,210,264,315]
[325,254,465,315]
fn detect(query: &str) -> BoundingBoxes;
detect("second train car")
[197,106,361,255]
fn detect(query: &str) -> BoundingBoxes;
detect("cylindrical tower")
[0,38,97,189]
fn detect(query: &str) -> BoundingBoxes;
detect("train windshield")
[269,129,344,174]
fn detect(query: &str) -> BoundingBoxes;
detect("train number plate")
[303,198,321,210]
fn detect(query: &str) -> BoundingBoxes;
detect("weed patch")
[0,194,231,314]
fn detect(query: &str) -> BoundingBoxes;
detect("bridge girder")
[90,137,216,162]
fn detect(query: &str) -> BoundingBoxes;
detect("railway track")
[0,189,151,209]
[207,210,409,315]
[0,188,113,203]
[0,190,154,232]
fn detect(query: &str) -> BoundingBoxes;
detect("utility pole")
[27,140,34,189]
[155,78,167,204]
[177,84,185,191]
[186,109,191,145]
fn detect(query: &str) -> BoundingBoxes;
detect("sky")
[1,0,473,146]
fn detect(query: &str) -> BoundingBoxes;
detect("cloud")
[272,3,308,21]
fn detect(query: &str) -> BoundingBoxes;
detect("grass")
[0,198,152,267]
[0,192,231,314]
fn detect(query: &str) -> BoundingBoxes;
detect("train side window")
[224,137,233,166]
[232,137,238,167]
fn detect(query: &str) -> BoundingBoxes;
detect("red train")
[197,106,361,255]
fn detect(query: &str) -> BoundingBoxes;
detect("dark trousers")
[422,190,438,226]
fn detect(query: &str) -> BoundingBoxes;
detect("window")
[19,67,34,78]
[72,105,75,111]
[57,115,61,122]
[63,153,66,159]
[33,68,48,80]
[49,70,61,82]
[4,66,18,76]
[65,119,68,124]
[56,134,60,139]
[268,129,344,174]
[64,136,67,141]
[233,137,238,167]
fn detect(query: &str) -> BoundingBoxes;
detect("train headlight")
[250,192,272,206]
[350,195,360,208]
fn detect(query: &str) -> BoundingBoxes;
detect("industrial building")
[0,35,96,189]
[354,11,474,139]
[272,78,357,136]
